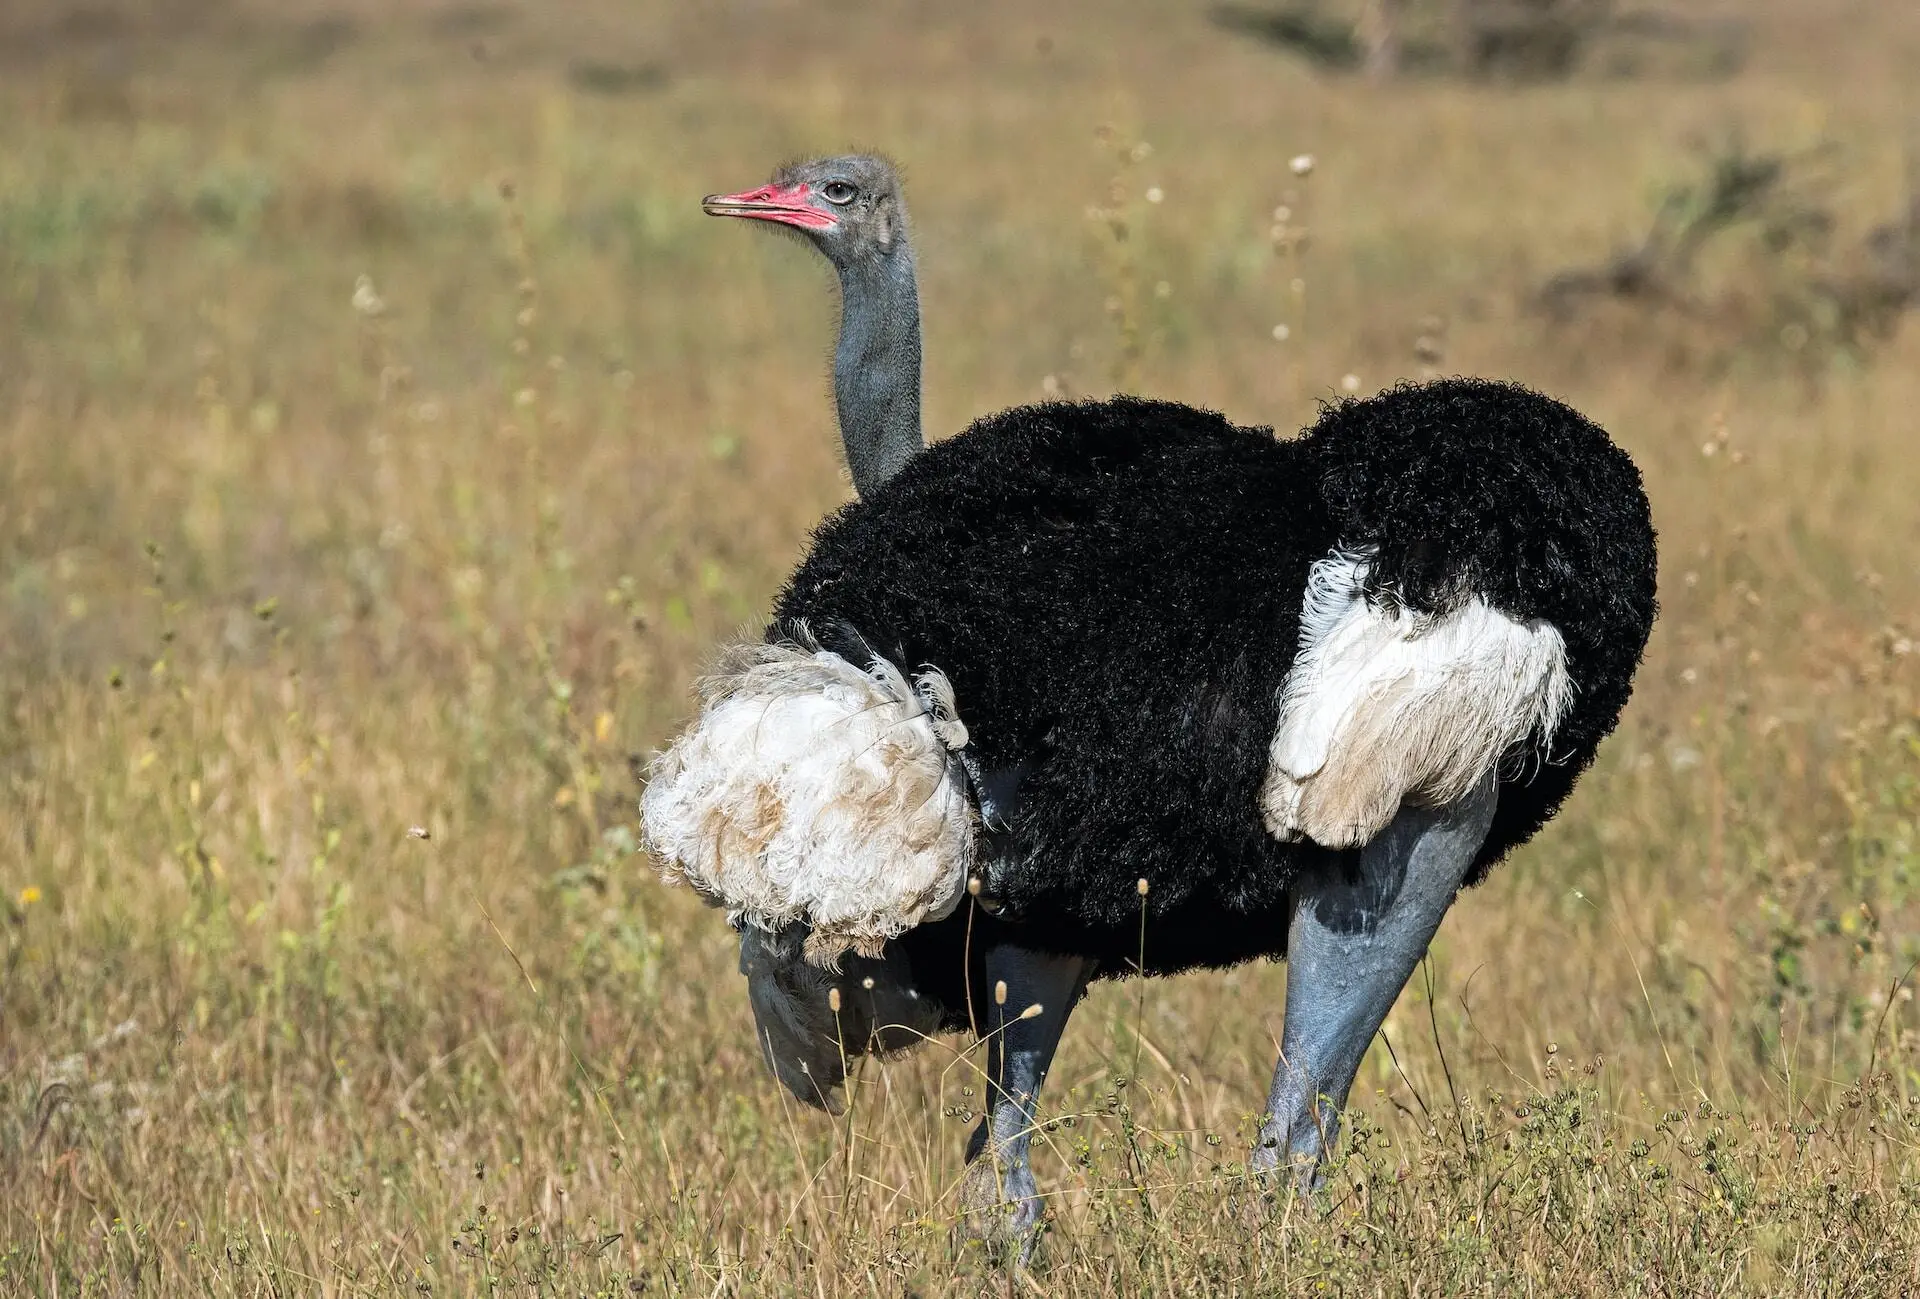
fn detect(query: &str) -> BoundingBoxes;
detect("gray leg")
[958,942,1094,1262]
[1254,775,1498,1187]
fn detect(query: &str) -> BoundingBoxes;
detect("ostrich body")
[645,156,1657,1254]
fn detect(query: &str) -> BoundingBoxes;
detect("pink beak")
[701,182,838,230]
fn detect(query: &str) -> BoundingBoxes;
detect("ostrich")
[644,155,1657,1254]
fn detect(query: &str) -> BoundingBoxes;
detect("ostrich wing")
[1261,549,1572,849]
[641,632,976,968]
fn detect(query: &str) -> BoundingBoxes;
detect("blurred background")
[3,0,1919,1291]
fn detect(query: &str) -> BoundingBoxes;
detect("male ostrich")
[643,155,1657,1253]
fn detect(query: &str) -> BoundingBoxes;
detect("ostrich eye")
[821,181,858,205]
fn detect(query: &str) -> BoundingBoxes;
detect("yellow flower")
[18,886,41,906]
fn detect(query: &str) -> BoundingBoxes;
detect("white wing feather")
[1261,549,1571,848]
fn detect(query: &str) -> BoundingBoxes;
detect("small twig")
[1458,964,1530,1091]
[1421,956,1472,1158]
[470,888,628,1145]
[1864,957,1920,1084]
[1377,1025,1433,1128]
[1130,878,1150,1085]
[31,1083,73,1153]
[962,888,980,1039]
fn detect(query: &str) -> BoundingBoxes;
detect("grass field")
[4,0,1920,1292]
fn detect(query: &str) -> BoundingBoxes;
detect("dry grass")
[4,0,1920,1293]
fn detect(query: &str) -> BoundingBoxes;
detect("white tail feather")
[1262,549,1571,848]
[641,637,975,967]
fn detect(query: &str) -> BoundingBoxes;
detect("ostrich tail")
[641,634,976,967]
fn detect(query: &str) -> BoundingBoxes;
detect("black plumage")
[776,380,1657,984]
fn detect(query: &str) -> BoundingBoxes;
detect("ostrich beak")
[701,183,838,230]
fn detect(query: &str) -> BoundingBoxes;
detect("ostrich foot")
[957,1154,1046,1264]
[1248,1110,1331,1191]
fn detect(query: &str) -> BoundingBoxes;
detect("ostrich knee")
[1255,776,1499,1187]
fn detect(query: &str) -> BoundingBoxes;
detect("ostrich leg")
[1254,774,1499,1187]
[958,942,1094,1261]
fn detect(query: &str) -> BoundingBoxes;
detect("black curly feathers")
[772,378,1657,984]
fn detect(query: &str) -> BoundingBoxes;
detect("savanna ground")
[3,0,1920,1293]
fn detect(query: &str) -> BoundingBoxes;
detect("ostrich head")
[702,154,923,497]
[702,154,909,271]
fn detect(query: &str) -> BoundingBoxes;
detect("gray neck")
[831,247,923,497]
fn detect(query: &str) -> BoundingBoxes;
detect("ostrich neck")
[832,248,923,497]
